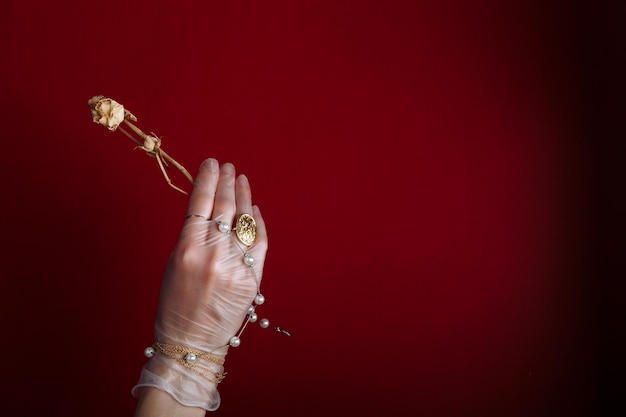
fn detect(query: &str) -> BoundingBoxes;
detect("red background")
[0,1,623,416]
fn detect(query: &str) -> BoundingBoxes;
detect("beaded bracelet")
[144,342,227,384]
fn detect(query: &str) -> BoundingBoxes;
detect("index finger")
[186,158,220,219]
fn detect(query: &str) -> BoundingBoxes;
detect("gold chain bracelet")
[145,342,227,384]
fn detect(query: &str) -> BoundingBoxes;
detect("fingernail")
[238,174,249,185]
[221,162,235,175]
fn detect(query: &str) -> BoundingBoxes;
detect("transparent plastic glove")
[132,158,268,411]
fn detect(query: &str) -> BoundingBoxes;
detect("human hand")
[132,158,268,411]
[156,158,268,352]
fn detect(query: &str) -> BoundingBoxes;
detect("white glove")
[132,158,268,411]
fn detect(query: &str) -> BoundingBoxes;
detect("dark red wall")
[1,1,622,416]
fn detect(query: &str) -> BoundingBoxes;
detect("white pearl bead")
[185,353,197,363]
[254,294,265,305]
[260,318,270,328]
[218,222,230,233]
[244,254,254,266]
[247,305,255,314]
[249,312,258,322]
[144,347,155,358]
[229,336,241,347]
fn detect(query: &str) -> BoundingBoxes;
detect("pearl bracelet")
[145,342,227,384]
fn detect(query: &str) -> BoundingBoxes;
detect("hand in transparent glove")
[132,158,268,411]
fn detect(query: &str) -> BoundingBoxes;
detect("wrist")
[132,345,225,412]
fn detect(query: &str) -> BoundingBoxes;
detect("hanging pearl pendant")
[243,253,254,266]
[259,318,270,328]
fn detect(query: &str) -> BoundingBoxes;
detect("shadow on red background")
[0,1,623,416]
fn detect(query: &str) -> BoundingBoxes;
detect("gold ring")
[235,213,256,246]
[186,214,208,220]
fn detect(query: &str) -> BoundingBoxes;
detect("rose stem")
[117,126,143,146]
[121,119,195,185]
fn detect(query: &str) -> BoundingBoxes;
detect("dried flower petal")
[88,95,125,131]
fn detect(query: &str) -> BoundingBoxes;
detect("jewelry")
[148,342,226,365]
[145,342,227,384]
[141,212,291,387]
[186,213,256,247]
[182,213,290,347]
[186,214,208,220]
[235,213,256,246]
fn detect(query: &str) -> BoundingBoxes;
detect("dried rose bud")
[88,95,126,131]
[141,135,161,152]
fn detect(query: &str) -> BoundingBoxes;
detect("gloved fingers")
[211,162,237,226]
[235,174,253,219]
[186,158,219,219]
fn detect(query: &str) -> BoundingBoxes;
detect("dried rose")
[87,95,193,194]
[88,95,126,131]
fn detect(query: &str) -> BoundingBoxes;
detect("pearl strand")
[216,219,291,346]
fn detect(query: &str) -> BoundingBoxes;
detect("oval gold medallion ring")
[235,214,256,246]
